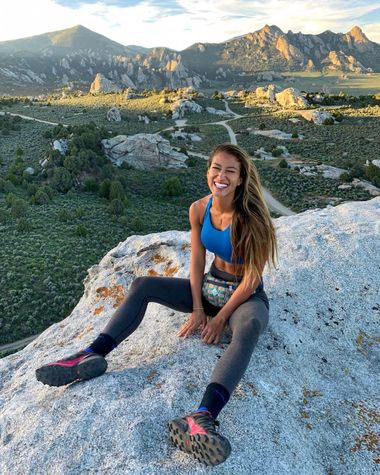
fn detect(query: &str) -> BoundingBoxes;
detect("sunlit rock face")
[90,73,122,94]
[0,197,379,474]
[101,133,188,170]
[275,87,310,109]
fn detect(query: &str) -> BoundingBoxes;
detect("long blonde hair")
[208,144,278,290]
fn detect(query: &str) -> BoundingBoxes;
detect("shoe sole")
[168,419,231,466]
[35,356,108,387]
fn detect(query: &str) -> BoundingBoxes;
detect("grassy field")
[270,72,380,96]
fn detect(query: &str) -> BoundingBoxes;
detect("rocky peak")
[260,24,284,36]
[347,26,369,43]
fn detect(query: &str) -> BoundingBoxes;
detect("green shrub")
[259,123,266,130]
[75,224,88,237]
[130,216,145,232]
[109,180,125,201]
[185,157,197,167]
[349,164,366,179]
[16,218,32,232]
[75,207,85,218]
[291,132,299,139]
[57,209,72,222]
[63,155,82,174]
[271,148,282,158]
[52,167,73,192]
[0,208,10,224]
[120,161,134,170]
[323,117,334,125]
[110,198,125,216]
[118,215,128,225]
[83,178,99,192]
[161,177,183,196]
[278,159,288,168]
[332,112,344,122]
[27,183,39,196]
[34,188,51,205]
[339,172,351,183]
[0,178,15,193]
[11,198,28,218]
[44,186,54,199]
[100,163,114,179]
[99,179,111,199]
[5,192,18,208]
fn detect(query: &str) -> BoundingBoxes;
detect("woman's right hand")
[177,309,207,338]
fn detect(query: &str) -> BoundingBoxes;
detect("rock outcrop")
[106,107,122,122]
[205,107,231,117]
[297,110,335,125]
[52,139,69,155]
[255,84,279,102]
[275,87,309,109]
[249,128,304,140]
[171,99,203,120]
[322,51,371,73]
[101,133,188,169]
[90,73,122,94]
[0,197,379,474]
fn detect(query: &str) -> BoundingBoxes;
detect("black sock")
[85,333,118,357]
[198,382,230,420]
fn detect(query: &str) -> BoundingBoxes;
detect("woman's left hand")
[201,316,226,345]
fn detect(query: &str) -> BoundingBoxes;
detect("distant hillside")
[0,24,379,95]
[0,25,143,56]
[181,25,380,75]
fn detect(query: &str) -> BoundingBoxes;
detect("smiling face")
[207,151,243,197]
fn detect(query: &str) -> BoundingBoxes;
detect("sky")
[1,0,380,50]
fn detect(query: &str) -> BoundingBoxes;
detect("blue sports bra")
[200,195,244,264]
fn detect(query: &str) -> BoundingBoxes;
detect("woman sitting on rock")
[36,143,278,466]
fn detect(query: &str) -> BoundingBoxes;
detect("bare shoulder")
[189,195,212,227]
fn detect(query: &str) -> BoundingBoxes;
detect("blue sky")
[1,0,380,49]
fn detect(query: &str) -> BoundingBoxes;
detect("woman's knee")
[230,311,266,342]
[129,276,152,294]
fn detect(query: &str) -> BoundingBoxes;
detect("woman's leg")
[197,291,270,419]
[36,275,199,387]
[101,275,195,345]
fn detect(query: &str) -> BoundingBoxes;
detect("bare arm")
[189,201,206,309]
[177,201,207,338]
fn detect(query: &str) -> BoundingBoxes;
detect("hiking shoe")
[35,350,107,387]
[168,410,231,466]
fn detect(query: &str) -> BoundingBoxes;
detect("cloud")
[0,0,379,49]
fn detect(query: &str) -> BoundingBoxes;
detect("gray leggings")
[102,261,270,394]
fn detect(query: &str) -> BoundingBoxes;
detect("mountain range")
[0,24,379,94]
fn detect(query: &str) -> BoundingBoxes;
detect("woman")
[36,143,278,466]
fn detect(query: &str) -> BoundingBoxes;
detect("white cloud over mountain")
[1,0,379,49]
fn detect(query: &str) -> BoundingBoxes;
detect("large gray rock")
[101,133,188,169]
[275,87,309,109]
[106,107,122,122]
[171,99,203,120]
[255,84,279,102]
[89,73,121,94]
[52,139,69,155]
[297,110,335,125]
[1,197,379,474]
[205,107,231,117]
